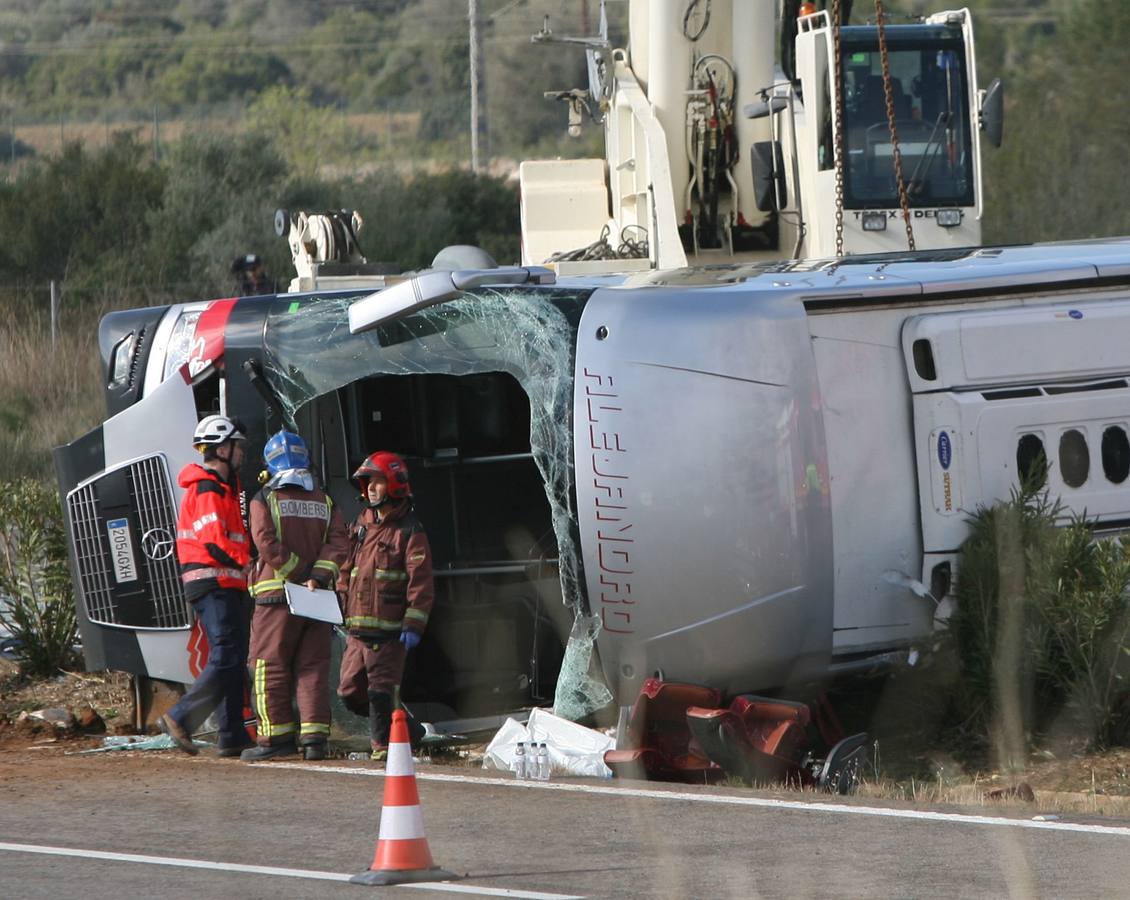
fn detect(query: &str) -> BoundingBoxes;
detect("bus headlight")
[163,311,203,381]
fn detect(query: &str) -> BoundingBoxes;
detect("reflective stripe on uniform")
[252,658,296,738]
[312,559,340,579]
[277,552,301,579]
[374,568,407,581]
[299,722,331,736]
[349,567,359,580]
[249,577,285,597]
[323,496,334,543]
[404,608,429,626]
[268,492,283,542]
[181,566,243,583]
[253,658,270,735]
[345,615,403,631]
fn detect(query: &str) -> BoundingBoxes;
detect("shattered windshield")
[261,286,592,628]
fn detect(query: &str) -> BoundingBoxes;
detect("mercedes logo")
[141,527,175,561]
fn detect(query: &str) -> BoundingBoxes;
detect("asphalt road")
[3,753,1130,899]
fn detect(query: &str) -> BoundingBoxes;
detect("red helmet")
[353,451,411,499]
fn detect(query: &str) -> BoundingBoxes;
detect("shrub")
[0,478,78,677]
[0,134,166,292]
[946,487,1130,758]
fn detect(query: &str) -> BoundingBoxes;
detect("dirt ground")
[4,659,1130,817]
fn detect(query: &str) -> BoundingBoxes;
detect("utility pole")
[469,0,484,173]
[50,281,59,348]
[152,105,160,163]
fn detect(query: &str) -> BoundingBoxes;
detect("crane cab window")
[839,26,973,209]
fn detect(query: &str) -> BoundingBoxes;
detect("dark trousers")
[168,587,250,747]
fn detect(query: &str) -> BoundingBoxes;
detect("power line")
[0,30,557,57]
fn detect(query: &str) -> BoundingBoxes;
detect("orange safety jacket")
[175,463,250,601]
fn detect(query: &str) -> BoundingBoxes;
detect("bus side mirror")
[751,141,787,213]
[980,78,1004,148]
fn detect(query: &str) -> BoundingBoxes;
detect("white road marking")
[0,841,582,899]
[264,762,1130,839]
[400,885,583,899]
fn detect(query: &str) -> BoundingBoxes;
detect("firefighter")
[337,451,433,760]
[240,430,350,761]
[161,415,254,758]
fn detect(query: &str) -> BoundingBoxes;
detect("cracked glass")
[262,286,613,718]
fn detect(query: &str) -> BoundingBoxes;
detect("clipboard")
[284,582,344,625]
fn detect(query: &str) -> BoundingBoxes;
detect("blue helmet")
[263,430,310,476]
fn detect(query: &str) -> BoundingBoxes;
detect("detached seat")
[686,694,812,785]
[603,678,723,782]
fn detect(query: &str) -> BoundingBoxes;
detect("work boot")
[300,738,328,761]
[370,742,388,762]
[159,714,198,756]
[239,738,297,762]
[368,691,393,751]
[215,728,255,758]
[215,740,255,758]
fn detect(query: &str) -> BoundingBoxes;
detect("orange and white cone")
[351,708,458,886]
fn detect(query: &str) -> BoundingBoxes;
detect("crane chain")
[832,0,846,257]
[874,0,915,251]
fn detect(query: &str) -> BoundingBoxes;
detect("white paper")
[284,583,343,625]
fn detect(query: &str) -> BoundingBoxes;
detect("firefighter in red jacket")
[241,430,350,761]
[337,451,434,760]
[161,415,253,757]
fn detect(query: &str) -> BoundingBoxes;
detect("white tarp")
[482,707,613,779]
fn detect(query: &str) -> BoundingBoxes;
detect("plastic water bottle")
[347,752,368,761]
[513,742,527,780]
[536,742,550,781]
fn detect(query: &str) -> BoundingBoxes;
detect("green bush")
[0,479,78,677]
[946,487,1130,758]
[0,134,166,292]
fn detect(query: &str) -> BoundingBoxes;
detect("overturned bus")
[54,237,1130,730]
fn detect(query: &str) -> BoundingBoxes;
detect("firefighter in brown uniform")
[241,430,349,761]
[337,451,433,760]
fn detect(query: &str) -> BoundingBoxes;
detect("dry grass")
[0,658,133,725]
[853,775,1130,818]
[13,110,421,155]
[0,295,112,481]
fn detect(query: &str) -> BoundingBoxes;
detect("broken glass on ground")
[75,734,210,753]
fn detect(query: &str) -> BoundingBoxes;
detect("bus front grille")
[66,455,190,630]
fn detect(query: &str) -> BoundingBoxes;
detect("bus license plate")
[106,518,138,583]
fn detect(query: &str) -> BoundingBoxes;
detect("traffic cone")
[350,709,458,886]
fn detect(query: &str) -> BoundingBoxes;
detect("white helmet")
[193,415,246,449]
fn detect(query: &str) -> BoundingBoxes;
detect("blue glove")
[399,629,421,650]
